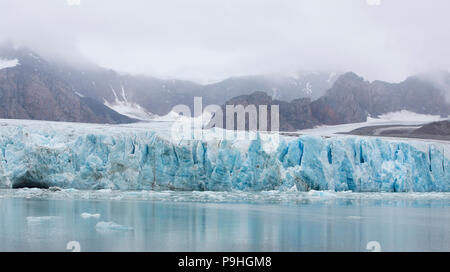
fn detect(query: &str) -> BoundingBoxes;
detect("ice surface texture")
[0,120,449,192]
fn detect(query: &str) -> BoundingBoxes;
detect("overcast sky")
[0,0,449,83]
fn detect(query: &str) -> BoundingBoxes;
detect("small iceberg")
[26,216,61,225]
[95,221,134,232]
[307,190,337,199]
[80,213,101,219]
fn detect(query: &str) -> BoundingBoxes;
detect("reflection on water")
[0,196,449,251]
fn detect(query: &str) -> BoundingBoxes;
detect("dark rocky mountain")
[217,72,450,131]
[1,46,449,129]
[413,120,450,137]
[0,58,134,124]
[206,72,336,102]
[214,91,319,131]
[311,72,450,125]
[345,120,450,141]
[57,69,337,116]
[56,69,336,117]
[0,46,337,118]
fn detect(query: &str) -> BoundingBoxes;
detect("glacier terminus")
[0,119,449,192]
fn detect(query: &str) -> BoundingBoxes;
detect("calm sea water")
[0,189,449,252]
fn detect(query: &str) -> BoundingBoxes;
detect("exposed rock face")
[213,91,320,131]
[1,46,449,128]
[282,98,319,131]
[311,72,450,125]
[1,47,337,117]
[0,63,134,124]
[56,71,337,116]
[344,120,450,141]
[219,72,450,131]
[311,72,369,125]
[368,77,450,117]
[413,120,450,136]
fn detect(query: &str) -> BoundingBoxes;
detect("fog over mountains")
[219,72,450,131]
[1,1,450,132]
[0,46,449,130]
[3,1,450,84]
[0,47,336,116]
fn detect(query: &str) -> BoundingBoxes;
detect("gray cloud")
[1,0,449,83]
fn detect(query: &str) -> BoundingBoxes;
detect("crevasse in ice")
[0,120,449,192]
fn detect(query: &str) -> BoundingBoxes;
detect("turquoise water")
[0,189,449,251]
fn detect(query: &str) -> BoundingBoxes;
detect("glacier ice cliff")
[0,119,449,192]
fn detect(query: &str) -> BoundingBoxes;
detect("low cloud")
[0,0,449,83]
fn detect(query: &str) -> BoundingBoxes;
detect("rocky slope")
[0,59,134,124]
[218,72,450,131]
[413,120,450,137]
[1,46,449,128]
[311,72,450,125]
[214,91,319,131]
[0,46,337,117]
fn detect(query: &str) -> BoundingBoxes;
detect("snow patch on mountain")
[299,110,448,136]
[105,100,154,121]
[74,91,85,98]
[375,110,448,123]
[0,58,19,70]
[104,84,154,120]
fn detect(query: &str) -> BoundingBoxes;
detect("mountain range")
[1,46,449,131]
[217,72,450,131]
[0,46,336,120]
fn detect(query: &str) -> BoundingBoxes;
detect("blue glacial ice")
[0,119,449,192]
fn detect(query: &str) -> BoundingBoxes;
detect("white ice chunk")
[80,213,101,219]
[26,216,61,224]
[95,221,133,232]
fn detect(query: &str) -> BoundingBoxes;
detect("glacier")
[0,119,449,192]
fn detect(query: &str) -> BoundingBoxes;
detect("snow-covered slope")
[103,85,154,120]
[297,110,448,136]
[0,119,448,192]
[104,100,154,121]
[0,58,19,70]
